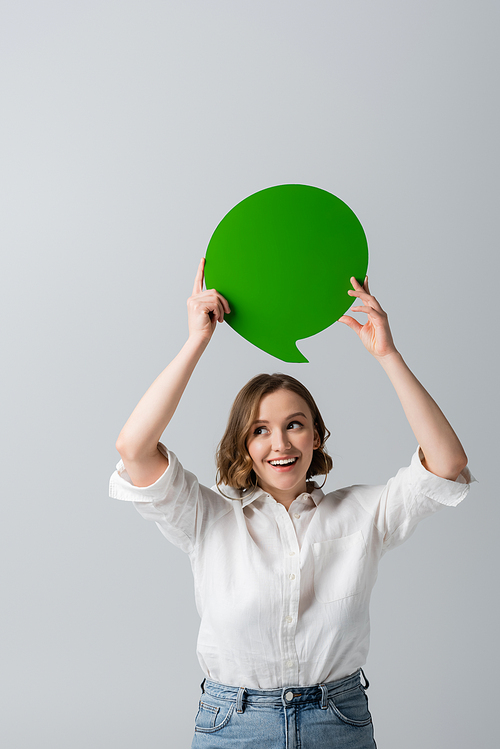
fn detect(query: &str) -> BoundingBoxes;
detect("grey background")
[1,1,498,747]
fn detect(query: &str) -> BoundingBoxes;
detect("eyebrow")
[252,412,308,425]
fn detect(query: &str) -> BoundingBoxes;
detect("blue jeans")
[191,669,377,748]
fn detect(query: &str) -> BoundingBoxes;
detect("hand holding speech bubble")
[204,184,368,363]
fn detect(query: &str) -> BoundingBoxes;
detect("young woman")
[109,258,472,748]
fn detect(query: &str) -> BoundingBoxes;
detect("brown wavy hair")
[216,373,332,493]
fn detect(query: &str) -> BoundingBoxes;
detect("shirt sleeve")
[108,443,231,554]
[353,447,475,555]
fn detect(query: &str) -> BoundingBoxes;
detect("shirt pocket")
[312,531,367,603]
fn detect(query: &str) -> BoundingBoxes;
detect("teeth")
[269,458,297,466]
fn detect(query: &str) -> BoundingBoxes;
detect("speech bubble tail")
[281,342,309,364]
[225,318,310,362]
[251,336,309,363]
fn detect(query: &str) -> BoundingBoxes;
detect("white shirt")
[109,443,473,689]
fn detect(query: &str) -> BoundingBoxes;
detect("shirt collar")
[214,481,325,508]
[307,482,325,506]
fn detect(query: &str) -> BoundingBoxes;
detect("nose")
[272,429,291,453]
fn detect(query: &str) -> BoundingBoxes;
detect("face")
[246,389,320,502]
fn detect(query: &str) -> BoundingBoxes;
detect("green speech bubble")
[205,184,368,363]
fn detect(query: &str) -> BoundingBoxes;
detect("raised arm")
[115,258,230,487]
[339,276,468,481]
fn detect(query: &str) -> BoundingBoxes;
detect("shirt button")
[289,573,296,580]
[285,615,293,623]
[289,551,295,556]
[285,691,294,701]
[293,513,300,519]
[286,660,294,668]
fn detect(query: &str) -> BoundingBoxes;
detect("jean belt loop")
[360,668,370,690]
[319,683,329,710]
[236,686,246,714]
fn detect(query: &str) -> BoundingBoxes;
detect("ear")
[313,429,321,450]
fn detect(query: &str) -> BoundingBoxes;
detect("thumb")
[338,315,363,335]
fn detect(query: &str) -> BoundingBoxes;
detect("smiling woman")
[216,373,332,505]
[246,390,320,509]
[109,258,473,749]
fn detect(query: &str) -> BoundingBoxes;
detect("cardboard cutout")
[205,184,368,362]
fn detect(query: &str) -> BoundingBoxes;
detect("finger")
[205,290,230,317]
[347,288,378,307]
[216,291,231,315]
[349,276,364,288]
[338,315,363,335]
[348,277,371,300]
[348,285,384,313]
[192,258,205,296]
[204,295,221,319]
[350,305,384,319]
[216,299,225,323]
[363,275,370,294]
[208,298,224,324]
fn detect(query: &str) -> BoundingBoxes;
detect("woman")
[109,258,472,748]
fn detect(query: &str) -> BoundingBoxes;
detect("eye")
[287,420,303,430]
[253,426,269,435]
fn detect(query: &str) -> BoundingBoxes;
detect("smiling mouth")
[268,457,298,467]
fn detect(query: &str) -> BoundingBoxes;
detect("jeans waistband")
[201,669,368,713]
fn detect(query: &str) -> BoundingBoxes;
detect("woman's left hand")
[338,276,398,359]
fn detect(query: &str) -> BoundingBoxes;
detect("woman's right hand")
[187,258,231,342]
[116,259,231,486]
